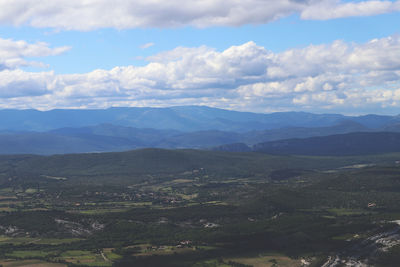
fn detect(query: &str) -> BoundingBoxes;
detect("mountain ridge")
[0,106,397,132]
[0,106,398,155]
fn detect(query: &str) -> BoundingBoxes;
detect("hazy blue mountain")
[50,124,181,147]
[0,106,399,155]
[0,132,137,155]
[383,123,400,132]
[156,130,242,148]
[52,125,242,148]
[0,106,348,132]
[253,132,400,156]
[50,120,371,146]
[167,106,347,130]
[241,120,371,145]
[0,121,392,155]
[212,143,252,152]
[351,114,400,129]
[0,106,399,133]
[0,127,243,154]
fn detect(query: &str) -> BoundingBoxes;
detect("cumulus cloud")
[1,35,400,113]
[235,36,400,111]
[0,69,53,97]
[0,0,398,30]
[301,0,400,20]
[0,38,70,70]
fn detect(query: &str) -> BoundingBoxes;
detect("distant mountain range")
[0,121,379,154]
[0,106,400,155]
[1,106,399,132]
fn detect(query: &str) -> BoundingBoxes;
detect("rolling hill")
[253,132,400,156]
[3,148,398,182]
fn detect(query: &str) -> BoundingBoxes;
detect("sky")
[0,0,399,114]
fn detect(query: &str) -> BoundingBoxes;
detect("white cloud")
[1,35,400,113]
[301,0,400,20]
[0,69,53,97]
[140,42,155,49]
[0,0,398,30]
[0,38,70,70]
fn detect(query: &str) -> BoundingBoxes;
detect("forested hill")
[0,148,393,183]
[253,132,400,156]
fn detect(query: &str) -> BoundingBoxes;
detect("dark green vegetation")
[253,132,400,156]
[0,149,399,266]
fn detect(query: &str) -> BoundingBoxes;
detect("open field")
[225,254,303,267]
[56,250,111,266]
